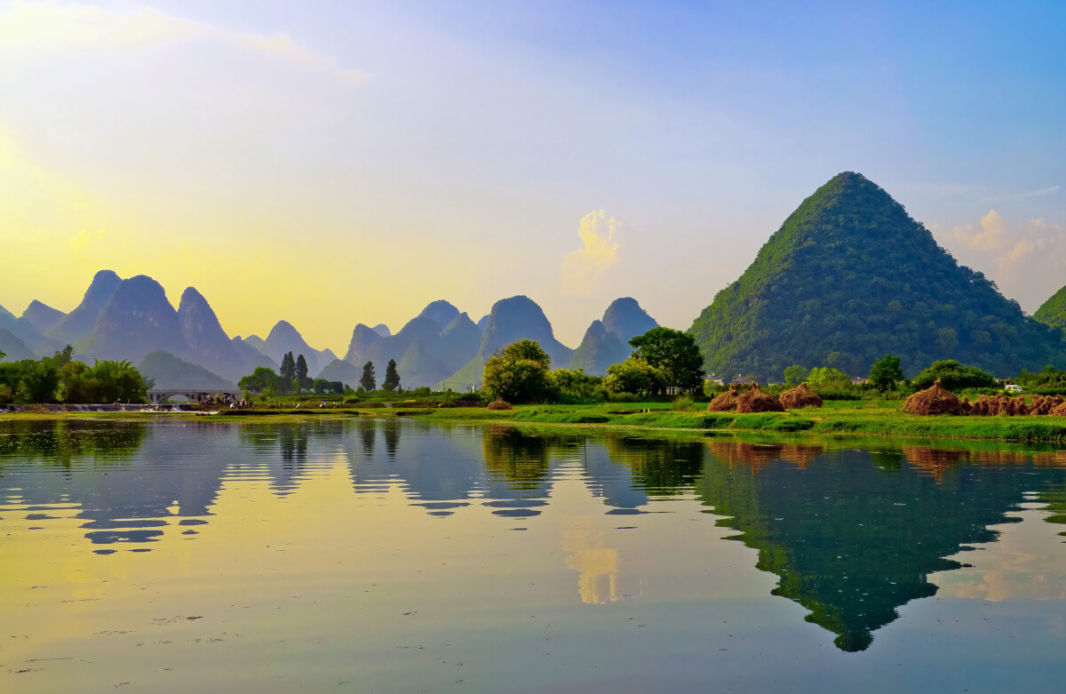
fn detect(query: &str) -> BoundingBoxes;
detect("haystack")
[901,379,961,415]
[736,383,785,413]
[486,398,513,411]
[1051,400,1066,417]
[779,382,822,409]
[708,384,740,412]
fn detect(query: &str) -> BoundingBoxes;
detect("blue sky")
[1,0,1063,349]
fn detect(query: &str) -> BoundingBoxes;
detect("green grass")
[9,398,1066,442]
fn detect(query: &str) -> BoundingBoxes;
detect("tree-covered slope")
[688,172,1066,380]
[1034,285,1066,329]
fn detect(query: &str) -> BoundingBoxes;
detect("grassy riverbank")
[415,399,1066,442]
[5,399,1066,442]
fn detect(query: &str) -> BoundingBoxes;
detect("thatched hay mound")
[779,382,822,409]
[1051,400,1066,417]
[486,398,513,411]
[901,379,961,415]
[708,384,740,412]
[737,383,785,413]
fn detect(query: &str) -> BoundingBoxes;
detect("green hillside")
[688,172,1066,380]
[1035,285,1066,329]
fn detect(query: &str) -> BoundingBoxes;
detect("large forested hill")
[688,172,1066,380]
[1035,286,1066,329]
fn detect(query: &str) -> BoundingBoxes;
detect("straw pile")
[708,384,741,412]
[901,379,961,415]
[779,382,823,409]
[486,398,513,411]
[736,383,785,413]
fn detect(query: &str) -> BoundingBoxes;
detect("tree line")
[238,353,401,397]
[0,346,147,404]
[481,327,706,403]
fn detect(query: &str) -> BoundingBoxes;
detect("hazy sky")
[2,0,1064,351]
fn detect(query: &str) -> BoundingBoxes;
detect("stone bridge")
[147,388,242,405]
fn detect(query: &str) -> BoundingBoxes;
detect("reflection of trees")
[0,419,146,467]
[695,443,1066,652]
[237,420,344,495]
[383,419,399,459]
[481,426,551,488]
[601,436,704,494]
[358,418,376,457]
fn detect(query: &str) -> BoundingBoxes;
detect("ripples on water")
[4,418,1066,692]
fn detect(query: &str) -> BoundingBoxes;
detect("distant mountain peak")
[416,300,460,329]
[570,299,658,376]
[21,300,66,335]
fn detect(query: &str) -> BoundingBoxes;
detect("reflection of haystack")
[706,441,783,473]
[487,398,512,410]
[708,384,740,412]
[779,382,822,409]
[737,383,784,413]
[901,379,961,415]
[902,446,966,482]
[780,444,824,469]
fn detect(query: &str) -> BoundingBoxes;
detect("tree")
[0,348,5,361]
[84,360,147,402]
[383,359,400,392]
[280,352,296,383]
[869,354,904,392]
[603,358,666,397]
[629,327,704,393]
[482,339,551,403]
[807,367,852,390]
[295,354,310,390]
[549,369,603,402]
[239,367,282,395]
[360,361,376,391]
[912,360,996,391]
[313,378,344,395]
[783,365,809,387]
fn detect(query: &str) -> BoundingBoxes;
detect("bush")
[912,360,997,391]
[608,392,640,402]
[604,358,666,397]
[483,340,551,403]
[549,368,605,403]
[673,395,697,411]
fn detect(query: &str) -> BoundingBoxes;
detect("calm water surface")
[4,418,1066,692]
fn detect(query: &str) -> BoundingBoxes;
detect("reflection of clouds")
[562,516,623,605]
[936,511,1066,601]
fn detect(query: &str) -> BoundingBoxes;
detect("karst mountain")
[688,172,1066,380]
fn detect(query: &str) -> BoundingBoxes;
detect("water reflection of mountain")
[0,421,231,549]
[7,419,1066,650]
[696,441,1066,652]
[344,422,562,517]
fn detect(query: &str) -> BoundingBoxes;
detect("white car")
[1004,384,1023,393]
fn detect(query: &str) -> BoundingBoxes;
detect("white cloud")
[952,209,1008,251]
[942,209,1066,312]
[562,210,621,295]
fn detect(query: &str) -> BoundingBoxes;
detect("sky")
[1,0,1064,352]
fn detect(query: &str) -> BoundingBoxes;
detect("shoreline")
[4,401,1066,444]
